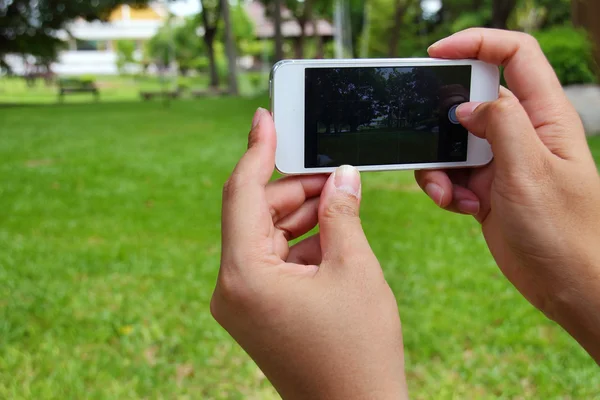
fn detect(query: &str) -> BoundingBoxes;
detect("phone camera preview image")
[304,66,472,168]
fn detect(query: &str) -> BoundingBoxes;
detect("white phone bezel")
[270,58,499,175]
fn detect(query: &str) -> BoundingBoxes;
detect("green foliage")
[116,40,137,75]
[200,0,222,28]
[534,26,598,85]
[0,0,152,65]
[146,28,171,68]
[451,10,490,33]
[146,17,206,75]
[534,0,571,28]
[146,5,255,80]
[233,5,258,54]
[173,18,206,74]
[364,0,446,58]
[216,4,257,55]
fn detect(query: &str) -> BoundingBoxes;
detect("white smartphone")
[270,58,500,175]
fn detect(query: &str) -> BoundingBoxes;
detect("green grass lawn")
[0,99,599,399]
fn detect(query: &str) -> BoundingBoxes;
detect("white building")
[58,4,168,75]
[7,3,168,76]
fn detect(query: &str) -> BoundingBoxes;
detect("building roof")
[245,1,335,39]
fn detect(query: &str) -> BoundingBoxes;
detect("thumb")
[456,95,550,172]
[318,165,372,266]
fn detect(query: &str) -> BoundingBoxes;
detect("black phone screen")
[304,66,472,168]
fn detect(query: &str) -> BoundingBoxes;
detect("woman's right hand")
[415,28,600,362]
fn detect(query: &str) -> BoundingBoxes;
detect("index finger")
[428,28,565,128]
[222,108,276,247]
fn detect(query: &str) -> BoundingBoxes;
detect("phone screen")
[304,66,472,168]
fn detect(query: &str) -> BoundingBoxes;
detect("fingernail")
[425,183,444,207]
[456,102,482,119]
[458,199,480,215]
[334,165,361,199]
[252,107,267,129]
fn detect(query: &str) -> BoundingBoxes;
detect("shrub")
[534,26,597,85]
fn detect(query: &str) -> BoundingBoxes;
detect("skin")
[416,28,600,362]
[213,28,600,398]
[212,110,408,399]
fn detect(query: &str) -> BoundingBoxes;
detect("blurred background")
[1,0,599,399]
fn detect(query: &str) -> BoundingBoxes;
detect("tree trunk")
[491,0,517,29]
[296,19,306,59]
[388,0,406,58]
[572,0,600,77]
[316,36,325,59]
[221,0,238,95]
[205,31,219,89]
[200,1,222,89]
[305,0,316,58]
[273,0,285,61]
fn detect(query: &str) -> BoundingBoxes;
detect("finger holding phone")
[212,109,409,400]
[415,28,600,361]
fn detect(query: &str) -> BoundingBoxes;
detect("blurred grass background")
[1,98,599,399]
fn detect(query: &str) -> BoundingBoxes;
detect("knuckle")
[491,96,520,114]
[486,97,521,123]
[214,268,253,310]
[520,32,541,50]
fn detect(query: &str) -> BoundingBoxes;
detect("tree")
[272,0,285,61]
[221,0,238,95]
[217,5,255,53]
[491,0,517,29]
[572,0,600,77]
[388,0,416,57]
[0,0,151,70]
[173,17,204,75]
[147,17,205,75]
[365,0,420,58]
[314,0,366,58]
[199,0,222,88]
[283,0,315,58]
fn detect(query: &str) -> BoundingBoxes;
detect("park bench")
[190,87,229,98]
[139,90,182,101]
[58,78,99,102]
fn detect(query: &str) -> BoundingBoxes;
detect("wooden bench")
[190,88,229,98]
[58,79,99,102]
[139,90,182,101]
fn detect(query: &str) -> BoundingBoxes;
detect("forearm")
[546,252,600,363]
[276,373,409,400]
[261,345,409,400]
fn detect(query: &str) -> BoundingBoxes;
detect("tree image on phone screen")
[304,66,471,168]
